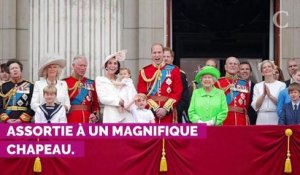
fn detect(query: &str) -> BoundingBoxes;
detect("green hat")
[195,66,220,84]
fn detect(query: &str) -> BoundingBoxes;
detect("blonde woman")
[251,60,286,125]
[31,54,70,113]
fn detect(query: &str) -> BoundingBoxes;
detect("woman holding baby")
[95,50,135,123]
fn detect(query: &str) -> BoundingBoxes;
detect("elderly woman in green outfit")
[188,66,228,125]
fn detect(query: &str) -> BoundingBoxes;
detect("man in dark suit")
[285,58,299,87]
[163,47,190,123]
[239,61,257,125]
[279,82,300,125]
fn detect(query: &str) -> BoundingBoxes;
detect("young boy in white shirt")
[129,93,155,123]
[34,85,67,123]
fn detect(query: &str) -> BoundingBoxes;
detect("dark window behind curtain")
[172,0,270,68]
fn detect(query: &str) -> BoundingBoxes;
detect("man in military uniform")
[239,61,257,125]
[137,43,183,123]
[0,60,34,123]
[163,47,189,123]
[65,55,100,123]
[215,57,250,125]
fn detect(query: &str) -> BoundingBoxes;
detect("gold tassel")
[284,129,293,174]
[33,157,42,173]
[284,157,292,173]
[160,138,167,172]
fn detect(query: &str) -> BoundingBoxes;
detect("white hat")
[38,54,66,77]
[103,50,127,67]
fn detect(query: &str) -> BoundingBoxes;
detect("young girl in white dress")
[112,68,137,122]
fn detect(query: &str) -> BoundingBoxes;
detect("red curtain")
[1,126,299,175]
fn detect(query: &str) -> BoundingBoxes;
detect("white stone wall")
[1,0,166,83]
[0,0,17,62]
[0,0,31,79]
[29,0,122,81]
[5,0,300,82]
[281,0,300,80]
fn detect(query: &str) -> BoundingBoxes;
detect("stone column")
[29,0,122,81]
[281,0,300,79]
[122,0,165,82]
[0,0,17,62]
[17,0,30,79]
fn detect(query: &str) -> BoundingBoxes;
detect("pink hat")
[103,50,127,67]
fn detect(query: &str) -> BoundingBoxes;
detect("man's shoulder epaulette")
[139,64,152,73]
[86,78,95,83]
[167,64,178,69]
[164,64,179,71]
[142,64,152,69]
[62,76,72,81]
[1,81,10,86]
[24,80,33,84]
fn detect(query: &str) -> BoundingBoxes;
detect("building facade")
[0,0,299,83]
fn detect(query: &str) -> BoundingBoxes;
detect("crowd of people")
[0,43,299,125]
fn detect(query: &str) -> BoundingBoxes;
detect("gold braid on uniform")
[0,86,3,97]
[19,113,32,122]
[147,99,159,111]
[140,68,162,96]
[0,113,9,122]
[68,81,82,97]
[0,86,16,98]
[219,73,239,92]
[0,86,17,122]
[2,88,17,109]
[163,98,176,112]
[1,82,29,109]
[225,73,238,80]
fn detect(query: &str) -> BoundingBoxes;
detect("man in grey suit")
[285,58,300,87]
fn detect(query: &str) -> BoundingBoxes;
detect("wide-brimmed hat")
[103,50,127,67]
[38,54,66,77]
[195,66,220,84]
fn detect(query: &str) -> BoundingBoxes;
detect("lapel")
[296,106,300,124]
[289,103,300,124]
[288,103,294,112]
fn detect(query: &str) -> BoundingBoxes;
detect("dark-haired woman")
[95,50,130,123]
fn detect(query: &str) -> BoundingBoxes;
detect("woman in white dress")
[251,60,286,125]
[96,50,134,123]
[31,54,71,113]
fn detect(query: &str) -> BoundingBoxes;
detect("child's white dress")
[118,78,137,123]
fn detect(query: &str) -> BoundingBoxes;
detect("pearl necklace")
[47,79,57,85]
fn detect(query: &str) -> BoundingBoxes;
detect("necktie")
[294,104,298,111]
